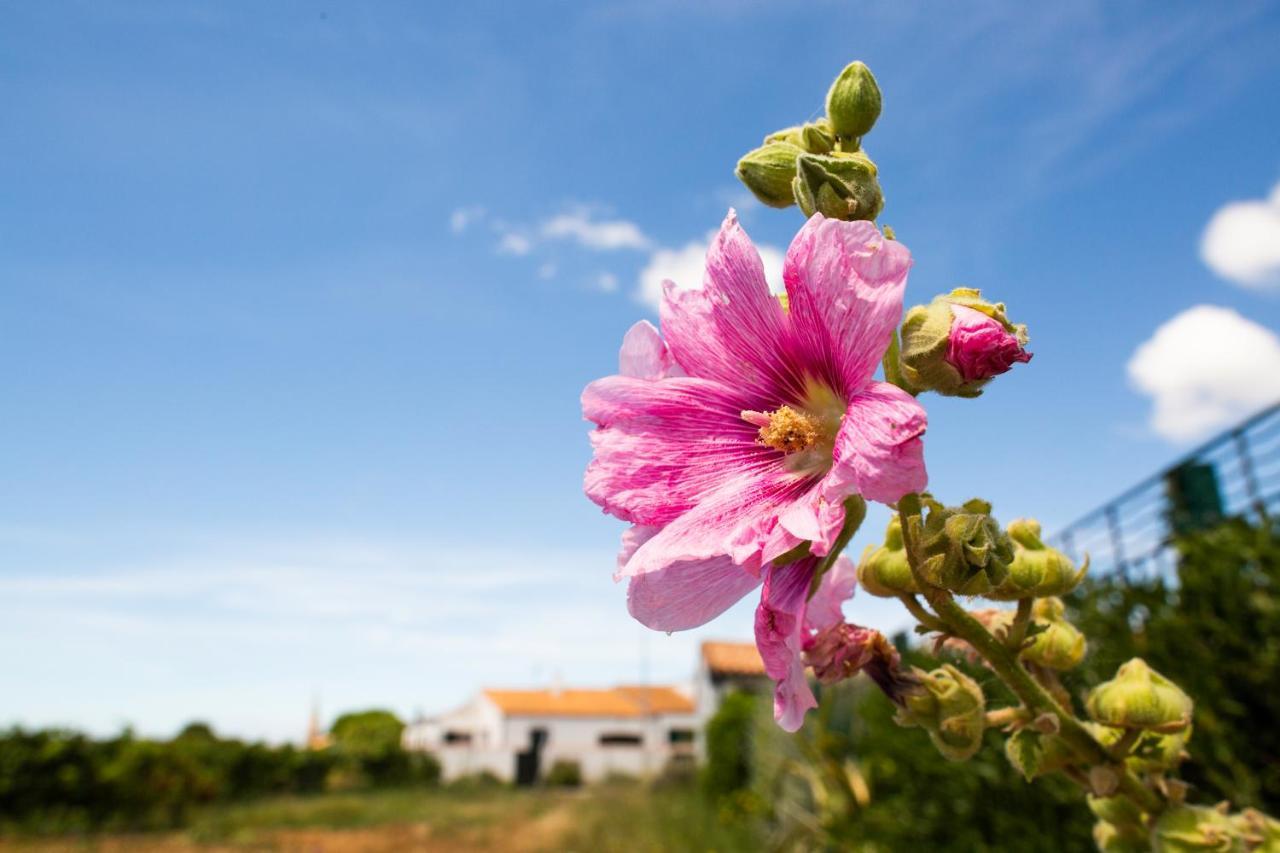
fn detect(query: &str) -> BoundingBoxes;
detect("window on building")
[668,728,695,744]
[443,730,473,744]
[598,732,643,747]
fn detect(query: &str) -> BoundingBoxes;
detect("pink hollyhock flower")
[946,304,1032,383]
[582,210,928,730]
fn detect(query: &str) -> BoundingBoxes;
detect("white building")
[404,641,767,784]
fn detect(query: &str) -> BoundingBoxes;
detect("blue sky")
[3,1,1280,742]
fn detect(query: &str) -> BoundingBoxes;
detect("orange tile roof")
[614,686,696,714]
[701,640,766,676]
[482,686,693,718]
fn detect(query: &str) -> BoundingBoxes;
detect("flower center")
[743,405,821,454]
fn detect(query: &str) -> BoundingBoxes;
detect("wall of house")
[405,703,701,783]
[498,712,699,782]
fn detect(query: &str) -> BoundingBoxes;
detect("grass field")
[0,782,762,853]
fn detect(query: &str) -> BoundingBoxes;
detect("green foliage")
[1066,517,1280,812]
[747,648,1093,853]
[701,690,759,802]
[0,716,439,834]
[544,759,582,787]
[325,709,438,789]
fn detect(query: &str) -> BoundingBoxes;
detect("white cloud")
[1200,183,1280,289]
[636,233,784,309]
[540,210,651,251]
[596,272,618,293]
[496,232,532,256]
[1127,305,1280,442]
[448,205,485,234]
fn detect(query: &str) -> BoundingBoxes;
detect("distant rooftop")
[701,640,765,677]
[482,686,693,718]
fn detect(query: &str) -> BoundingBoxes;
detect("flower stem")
[1006,597,1034,652]
[897,594,946,633]
[894,493,1164,815]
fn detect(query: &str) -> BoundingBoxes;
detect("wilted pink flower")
[582,210,928,730]
[946,304,1032,382]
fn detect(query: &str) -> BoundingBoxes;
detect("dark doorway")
[514,727,548,786]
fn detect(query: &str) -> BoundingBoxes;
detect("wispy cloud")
[635,230,783,309]
[1127,305,1280,442]
[496,232,533,256]
[539,210,651,251]
[449,205,486,234]
[1201,182,1280,290]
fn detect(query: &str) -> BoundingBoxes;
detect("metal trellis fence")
[1049,402,1280,581]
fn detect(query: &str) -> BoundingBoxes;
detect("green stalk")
[894,494,1163,815]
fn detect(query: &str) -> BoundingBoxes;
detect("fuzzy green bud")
[735,143,802,208]
[898,287,1031,398]
[1020,597,1087,670]
[1005,727,1080,780]
[764,119,836,154]
[916,496,1013,595]
[1094,821,1152,853]
[825,61,882,144]
[857,517,919,597]
[989,519,1088,600]
[1233,809,1280,851]
[1092,723,1193,774]
[1153,804,1242,852]
[801,122,835,154]
[895,664,985,762]
[1087,658,1193,734]
[1089,795,1147,831]
[792,151,884,222]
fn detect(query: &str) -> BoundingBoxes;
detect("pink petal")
[804,556,858,633]
[755,560,818,732]
[616,524,661,575]
[619,320,681,380]
[619,468,809,581]
[583,375,766,526]
[660,210,794,403]
[775,488,849,558]
[827,381,928,505]
[627,554,762,632]
[782,215,912,397]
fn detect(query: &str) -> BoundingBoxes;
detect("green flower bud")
[898,287,1032,398]
[857,517,919,597]
[764,119,836,154]
[1020,597,1087,671]
[1089,795,1147,831]
[895,664,985,762]
[792,152,884,222]
[1005,728,1080,780]
[916,496,1013,595]
[825,61,882,144]
[1233,809,1280,851]
[1092,723,1193,773]
[764,125,804,147]
[1153,804,1241,852]
[735,143,802,208]
[1087,659,1193,734]
[988,519,1088,600]
[801,122,835,154]
[1094,821,1152,853]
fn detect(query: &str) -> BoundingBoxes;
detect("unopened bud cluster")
[895,664,986,762]
[736,62,885,221]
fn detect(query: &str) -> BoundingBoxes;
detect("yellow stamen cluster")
[753,405,820,454]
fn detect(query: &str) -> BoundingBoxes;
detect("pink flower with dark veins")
[945,304,1032,383]
[582,210,928,730]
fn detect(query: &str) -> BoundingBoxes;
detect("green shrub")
[1066,517,1280,812]
[701,690,758,801]
[544,759,582,787]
